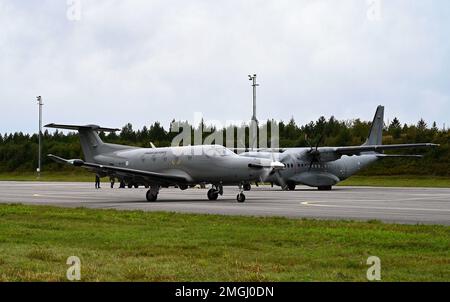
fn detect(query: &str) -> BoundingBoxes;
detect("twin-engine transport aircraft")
[45,124,285,202]
[239,106,439,191]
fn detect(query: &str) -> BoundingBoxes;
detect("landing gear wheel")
[236,193,246,203]
[128,184,133,189]
[243,183,251,191]
[287,183,296,191]
[207,188,219,201]
[318,185,332,191]
[146,190,158,202]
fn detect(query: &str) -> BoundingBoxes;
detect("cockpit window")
[221,147,235,156]
[205,146,235,157]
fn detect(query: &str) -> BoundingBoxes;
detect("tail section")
[363,105,384,146]
[45,124,121,162]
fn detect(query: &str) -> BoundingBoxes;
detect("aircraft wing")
[231,147,285,153]
[48,154,190,185]
[375,154,424,158]
[297,143,438,163]
[232,143,438,155]
[330,143,439,155]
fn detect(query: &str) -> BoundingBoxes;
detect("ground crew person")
[95,175,101,189]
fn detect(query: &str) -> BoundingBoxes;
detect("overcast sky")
[1,0,449,134]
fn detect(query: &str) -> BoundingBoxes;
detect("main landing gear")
[318,185,332,191]
[146,186,160,202]
[286,182,296,191]
[207,184,223,201]
[243,183,251,191]
[207,184,246,203]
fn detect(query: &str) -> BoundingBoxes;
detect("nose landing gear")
[236,183,246,203]
[236,192,246,203]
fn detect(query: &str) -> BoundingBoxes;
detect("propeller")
[305,133,324,171]
[266,151,288,190]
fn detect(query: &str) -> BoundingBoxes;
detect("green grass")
[1,172,449,188]
[0,204,448,282]
[339,175,450,188]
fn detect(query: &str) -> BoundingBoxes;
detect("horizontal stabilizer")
[48,154,84,166]
[45,123,120,132]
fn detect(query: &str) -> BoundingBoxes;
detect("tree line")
[0,116,448,176]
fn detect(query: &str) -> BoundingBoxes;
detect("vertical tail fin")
[45,124,120,162]
[363,105,384,146]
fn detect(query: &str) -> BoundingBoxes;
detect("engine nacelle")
[316,148,342,162]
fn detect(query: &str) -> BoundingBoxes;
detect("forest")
[0,116,448,176]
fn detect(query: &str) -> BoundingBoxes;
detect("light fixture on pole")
[248,74,259,124]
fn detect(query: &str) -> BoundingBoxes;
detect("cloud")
[1,0,449,134]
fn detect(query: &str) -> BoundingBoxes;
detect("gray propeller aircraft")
[239,106,439,191]
[45,124,285,202]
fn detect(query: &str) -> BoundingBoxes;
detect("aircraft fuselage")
[241,148,378,187]
[92,144,273,186]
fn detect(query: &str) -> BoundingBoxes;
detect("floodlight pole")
[37,96,43,178]
[248,74,259,124]
[248,74,259,150]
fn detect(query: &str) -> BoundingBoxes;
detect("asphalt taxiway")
[0,182,449,225]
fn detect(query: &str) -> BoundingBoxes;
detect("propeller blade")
[275,171,287,190]
[305,133,313,150]
[315,134,324,150]
[259,151,287,189]
[308,159,314,171]
[271,151,290,190]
